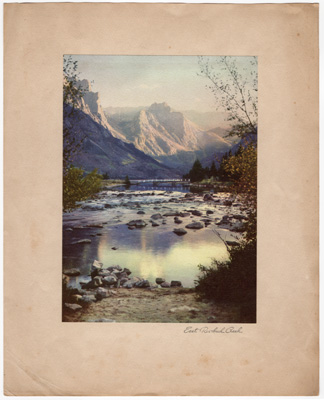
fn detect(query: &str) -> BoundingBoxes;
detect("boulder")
[206,210,214,215]
[64,303,82,311]
[127,219,147,228]
[102,276,117,286]
[223,200,233,206]
[203,194,213,201]
[151,213,163,220]
[93,276,103,287]
[111,247,118,250]
[152,222,160,227]
[174,217,182,224]
[171,280,182,287]
[160,282,171,288]
[163,212,180,217]
[123,281,134,289]
[95,287,109,300]
[137,210,145,214]
[120,277,129,286]
[173,228,187,236]
[107,265,122,271]
[184,193,195,199]
[134,280,150,288]
[122,268,132,276]
[191,210,203,216]
[63,268,80,277]
[179,212,190,217]
[156,277,165,285]
[185,222,203,230]
[92,260,103,269]
[104,203,113,208]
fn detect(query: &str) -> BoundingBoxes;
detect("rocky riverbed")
[63,185,247,322]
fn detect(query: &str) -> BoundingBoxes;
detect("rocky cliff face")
[104,102,234,173]
[63,85,179,179]
[77,80,127,141]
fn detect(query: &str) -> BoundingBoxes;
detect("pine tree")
[210,161,217,178]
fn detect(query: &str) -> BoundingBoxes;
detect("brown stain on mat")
[199,354,211,365]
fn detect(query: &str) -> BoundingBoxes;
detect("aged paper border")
[4,3,319,396]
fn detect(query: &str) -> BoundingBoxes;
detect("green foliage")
[63,167,102,211]
[195,240,256,322]
[184,159,206,182]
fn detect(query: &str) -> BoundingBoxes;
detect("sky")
[66,55,257,113]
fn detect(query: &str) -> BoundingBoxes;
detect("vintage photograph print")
[62,55,257,323]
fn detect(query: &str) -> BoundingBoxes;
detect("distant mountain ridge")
[63,81,180,179]
[103,102,237,173]
[66,79,239,177]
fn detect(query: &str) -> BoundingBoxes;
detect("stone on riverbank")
[92,260,103,269]
[160,282,171,288]
[63,268,80,276]
[151,213,163,220]
[191,210,203,216]
[173,228,187,236]
[171,280,182,287]
[163,211,181,217]
[65,303,82,311]
[156,278,165,285]
[185,222,203,230]
[102,276,118,286]
[95,287,109,300]
[134,280,151,288]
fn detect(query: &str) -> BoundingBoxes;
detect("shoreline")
[63,287,243,323]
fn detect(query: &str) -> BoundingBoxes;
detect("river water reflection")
[63,184,239,288]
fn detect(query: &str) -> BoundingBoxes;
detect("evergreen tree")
[188,159,205,182]
[210,161,217,178]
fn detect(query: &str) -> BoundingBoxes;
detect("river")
[63,183,243,288]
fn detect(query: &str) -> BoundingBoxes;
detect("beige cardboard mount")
[4,3,319,396]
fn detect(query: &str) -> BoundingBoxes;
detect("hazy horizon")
[66,55,257,114]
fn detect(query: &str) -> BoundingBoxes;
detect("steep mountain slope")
[104,103,234,173]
